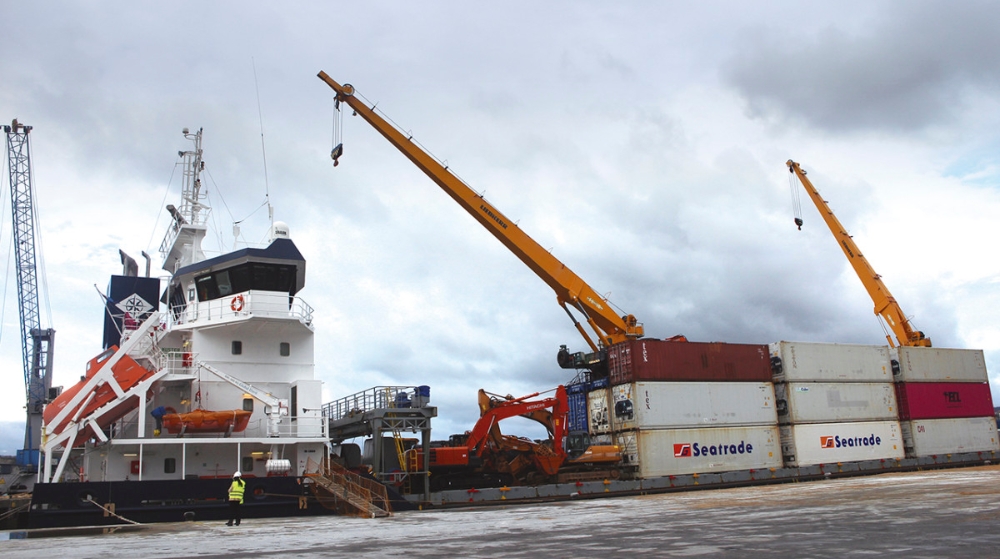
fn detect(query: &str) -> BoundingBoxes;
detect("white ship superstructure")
[37,127,328,497]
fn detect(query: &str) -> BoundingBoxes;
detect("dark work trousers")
[228,500,241,525]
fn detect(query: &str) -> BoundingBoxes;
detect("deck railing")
[322,386,429,422]
[168,290,313,328]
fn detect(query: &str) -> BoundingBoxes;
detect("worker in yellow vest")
[227,471,245,526]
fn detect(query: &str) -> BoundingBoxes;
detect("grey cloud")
[722,2,1000,133]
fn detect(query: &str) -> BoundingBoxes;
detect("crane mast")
[4,120,56,469]
[318,72,643,354]
[787,160,930,348]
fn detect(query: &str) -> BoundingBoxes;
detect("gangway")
[322,386,435,500]
[306,459,391,518]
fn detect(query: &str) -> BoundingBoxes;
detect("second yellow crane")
[787,160,930,348]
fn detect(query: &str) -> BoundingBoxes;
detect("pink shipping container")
[895,382,996,421]
[900,416,1000,457]
[607,340,771,385]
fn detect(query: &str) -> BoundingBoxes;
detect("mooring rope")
[0,502,30,521]
[86,498,141,525]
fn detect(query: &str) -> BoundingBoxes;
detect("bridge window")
[194,263,297,302]
[232,341,243,355]
[280,342,290,357]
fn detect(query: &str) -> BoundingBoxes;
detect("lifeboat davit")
[161,408,252,434]
[43,346,156,448]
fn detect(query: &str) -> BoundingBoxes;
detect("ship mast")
[160,128,211,272]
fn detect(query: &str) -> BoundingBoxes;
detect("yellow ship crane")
[318,72,643,358]
[787,160,930,348]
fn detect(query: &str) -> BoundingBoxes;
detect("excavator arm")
[787,160,930,348]
[464,386,567,459]
[318,72,643,352]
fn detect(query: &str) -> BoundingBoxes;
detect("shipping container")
[900,416,1000,457]
[588,386,611,435]
[607,340,771,385]
[769,341,892,383]
[616,425,782,478]
[779,421,903,467]
[774,382,897,425]
[567,390,589,433]
[894,347,988,383]
[610,381,776,431]
[895,382,995,421]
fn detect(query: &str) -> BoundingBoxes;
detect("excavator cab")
[564,431,593,461]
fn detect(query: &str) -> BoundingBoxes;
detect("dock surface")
[3,465,999,558]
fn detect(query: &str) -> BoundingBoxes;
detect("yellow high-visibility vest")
[229,479,246,503]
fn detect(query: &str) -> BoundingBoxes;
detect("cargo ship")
[24,128,386,529]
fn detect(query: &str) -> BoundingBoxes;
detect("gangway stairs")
[306,460,391,518]
[322,385,436,500]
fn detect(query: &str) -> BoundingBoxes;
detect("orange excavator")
[408,386,620,490]
[787,160,931,348]
[318,72,646,371]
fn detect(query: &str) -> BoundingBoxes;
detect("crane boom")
[4,120,56,469]
[787,160,930,348]
[318,72,643,351]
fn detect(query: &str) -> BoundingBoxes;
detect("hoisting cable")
[331,94,344,166]
[788,165,804,230]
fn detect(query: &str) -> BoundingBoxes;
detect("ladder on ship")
[306,459,391,518]
[386,387,410,492]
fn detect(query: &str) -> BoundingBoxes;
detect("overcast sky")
[1,1,998,454]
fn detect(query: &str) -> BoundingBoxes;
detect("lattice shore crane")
[787,159,930,348]
[4,120,56,469]
[317,72,644,367]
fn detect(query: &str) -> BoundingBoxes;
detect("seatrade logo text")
[819,434,882,449]
[673,441,753,457]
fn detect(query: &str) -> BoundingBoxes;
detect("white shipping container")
[780,421,904,467]
[894,347,988,383]
[611,382,776,431]
[775,382,897,425]
[588,387,611,435]
[617,426,782,478]
[900,416,1000,457]
[769,341,892,382]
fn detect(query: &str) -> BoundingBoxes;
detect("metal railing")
[168,290,313,328]
[322,386,428,422]
[104,407,327,440]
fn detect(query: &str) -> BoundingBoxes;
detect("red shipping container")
[607,340,771,385]
[895,382,996,421]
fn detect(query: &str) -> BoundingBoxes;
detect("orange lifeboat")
[161,408,252,434]
[43,346,155,448]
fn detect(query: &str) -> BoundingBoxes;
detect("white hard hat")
[234,471,241,477]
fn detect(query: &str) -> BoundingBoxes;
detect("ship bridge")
[165,237,311,329]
